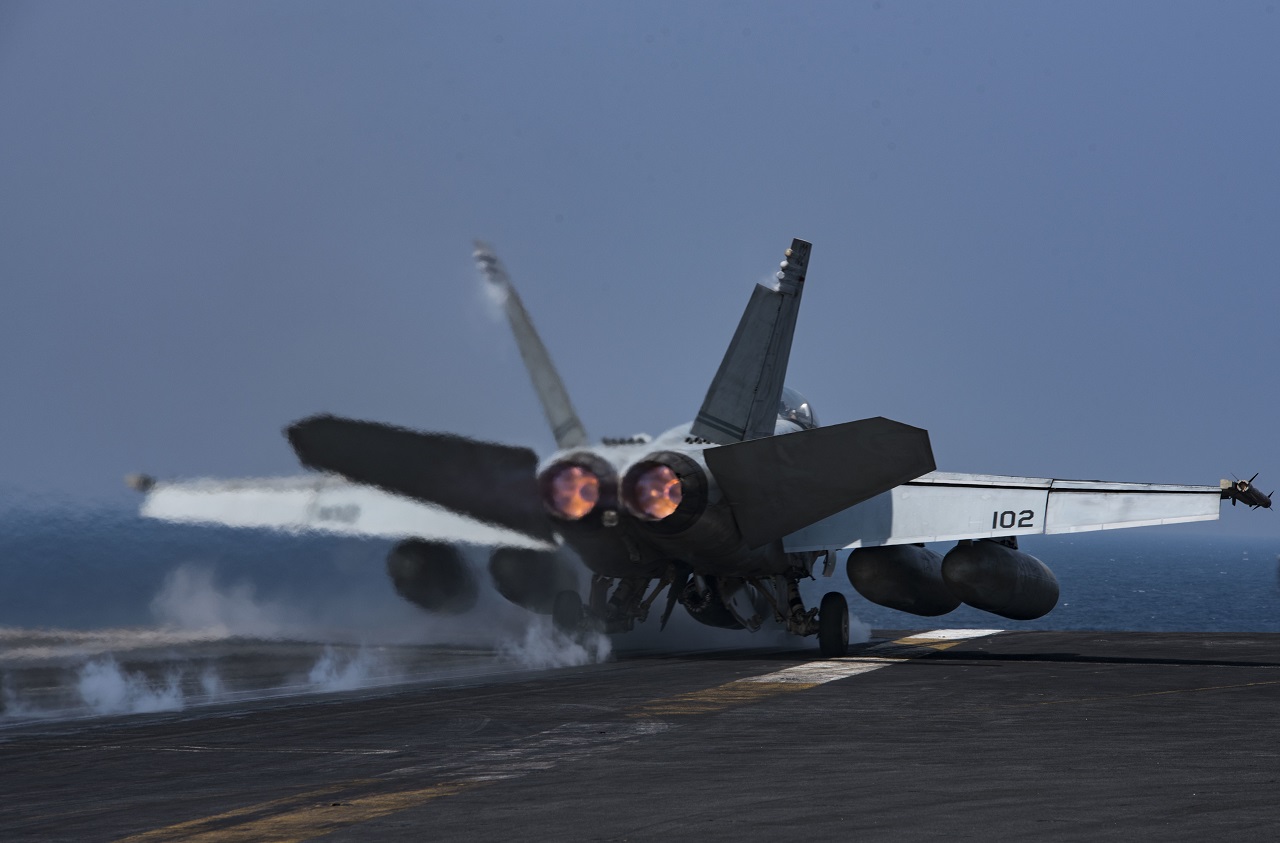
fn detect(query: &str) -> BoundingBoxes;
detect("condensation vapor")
[0,645,419,723]
[1,519,862,725]
[479,268,510,322]
[0,555,613,724]
[498,617,611,669]
[76,657,184,715]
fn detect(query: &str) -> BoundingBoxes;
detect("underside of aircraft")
[130,238,1271,656]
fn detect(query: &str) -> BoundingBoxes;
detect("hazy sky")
[2,2,1277,535]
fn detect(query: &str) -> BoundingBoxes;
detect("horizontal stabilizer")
[705,416,935,549]
[286,414,554,542]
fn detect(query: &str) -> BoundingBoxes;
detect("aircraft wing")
[782,471,1224,552]
[135,475,554,550]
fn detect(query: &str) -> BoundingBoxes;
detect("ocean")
[4,505,1277,633]
[2,505,1277,723]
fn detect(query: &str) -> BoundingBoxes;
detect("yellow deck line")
[117,782,478,843]
[114,782,379,843]
[118,629,1003,842]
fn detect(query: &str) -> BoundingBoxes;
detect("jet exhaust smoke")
[0,548,617,724]
[497,617,612,669]
[151,564,290,639]
[305,647,395,693]
[76,657,185,716]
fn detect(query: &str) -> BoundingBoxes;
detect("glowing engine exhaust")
[621,452,708,531]
[618,451,759,567]
[538,454,616,523]
[628,464,682,520]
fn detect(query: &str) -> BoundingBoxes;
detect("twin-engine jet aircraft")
[132,239,1270,655]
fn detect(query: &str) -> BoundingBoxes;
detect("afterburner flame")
[546,465,600,520]
[631,465,683,520]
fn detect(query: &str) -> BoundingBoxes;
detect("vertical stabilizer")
[473,242,589,450]
[690,238,810,444]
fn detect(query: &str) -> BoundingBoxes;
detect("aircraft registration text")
[992,510,1036,529]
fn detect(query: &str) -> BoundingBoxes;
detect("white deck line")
[741,629,1004,685]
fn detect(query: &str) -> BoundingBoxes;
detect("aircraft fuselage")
[536,421,802,581]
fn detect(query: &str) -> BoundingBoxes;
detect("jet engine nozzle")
[627,464,683,520]
[538,453,616,522]
[621,451,708,533]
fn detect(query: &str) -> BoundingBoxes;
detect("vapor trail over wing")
[287,414,554,542]
[706,416,936,548]
[473,241,589,450]
[138,475,551,549]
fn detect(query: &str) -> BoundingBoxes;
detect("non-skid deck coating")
[3,629,1280,841]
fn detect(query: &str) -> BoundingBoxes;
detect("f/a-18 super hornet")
[131,238,1271,655]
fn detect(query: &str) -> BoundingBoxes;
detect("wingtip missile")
[1222,475,1272,509]
[124,473,156,493]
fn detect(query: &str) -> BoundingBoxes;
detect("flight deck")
[3,629,1279,841]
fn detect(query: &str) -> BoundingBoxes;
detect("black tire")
[818,591,849,657]
[552,590,584,635]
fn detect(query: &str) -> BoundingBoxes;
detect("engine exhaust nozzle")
[538,453,616,523]
[620,451,708,533]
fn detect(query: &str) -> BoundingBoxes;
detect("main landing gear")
[757,574,849,657]
[818,591,849,657]
[551,573,851,657]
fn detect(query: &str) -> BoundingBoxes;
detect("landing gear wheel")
[818,591,849,657]
[552,590,584,635]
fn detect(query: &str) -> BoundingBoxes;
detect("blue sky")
[1,1,1277,535]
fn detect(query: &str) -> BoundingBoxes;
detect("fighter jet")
[132,238,1270,656]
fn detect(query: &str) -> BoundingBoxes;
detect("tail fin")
[473,242,589,450]
[690,239,810,444]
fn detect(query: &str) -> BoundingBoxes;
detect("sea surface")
[1,504,1278,723]
[4,504,1277,633]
